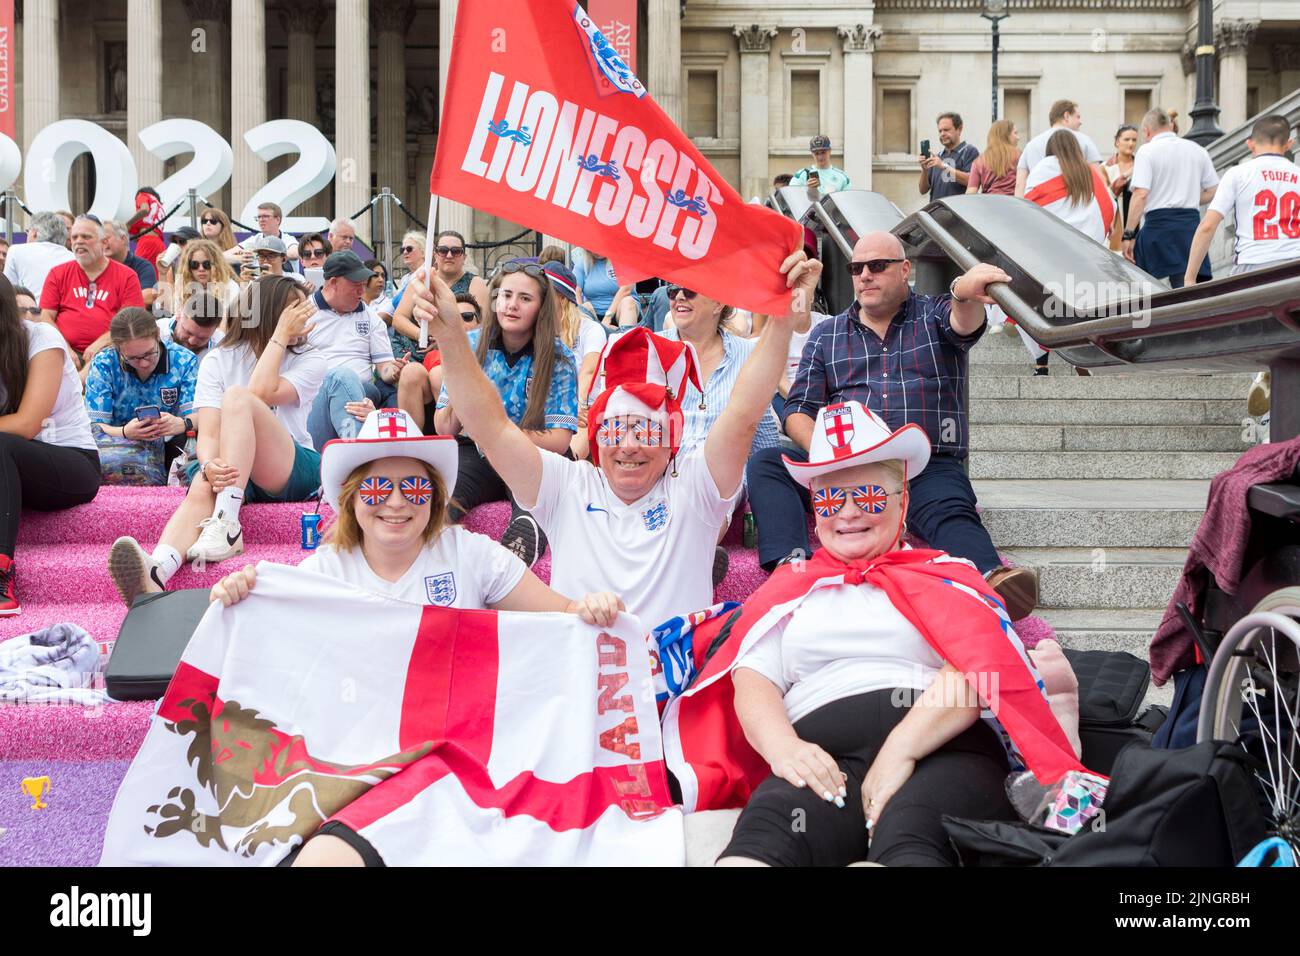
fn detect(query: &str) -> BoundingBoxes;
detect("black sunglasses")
[301,247,326,258]
[665,285,698,301]
[201,217,220,226]
[499,261,548,283]
[401,245,418,254]
[847,258,906,276]
[459,310,479,322]
[187,259,212,270]
[435,245,466,256]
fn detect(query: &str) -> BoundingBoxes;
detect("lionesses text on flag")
[430,0,801,315]
[462,71,722,260]
[100,563,684,866]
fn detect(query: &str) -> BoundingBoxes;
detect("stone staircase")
[968,323,1256,704]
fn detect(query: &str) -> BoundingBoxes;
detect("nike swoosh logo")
[585,503,608,515]
[226,532,241,547]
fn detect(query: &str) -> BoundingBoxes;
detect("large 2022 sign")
[0,118,338,232]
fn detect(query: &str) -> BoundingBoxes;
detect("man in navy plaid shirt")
[746,231,1039,620]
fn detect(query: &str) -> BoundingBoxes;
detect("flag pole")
[419,193,439,349]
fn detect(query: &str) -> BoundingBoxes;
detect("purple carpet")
[0,485,1053,865]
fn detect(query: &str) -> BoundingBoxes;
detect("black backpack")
[944,739,1270,866]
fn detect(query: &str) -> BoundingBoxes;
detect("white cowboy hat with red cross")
[783,401,931,487]
[320,408,458,510]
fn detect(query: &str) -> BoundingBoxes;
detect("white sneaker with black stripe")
[187,514,244,565]
[108,537,167,607]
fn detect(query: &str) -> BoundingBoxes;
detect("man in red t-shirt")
[40,216,145,371]
[128,187,167,267]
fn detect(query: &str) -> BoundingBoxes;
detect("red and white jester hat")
[587,327,703,465]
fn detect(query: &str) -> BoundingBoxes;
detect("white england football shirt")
[299,526,526,607]
[305,293,395,378]
[1208,153,1300,266]
[523,449,741,632]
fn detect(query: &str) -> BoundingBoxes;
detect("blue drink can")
[301,512,322,550]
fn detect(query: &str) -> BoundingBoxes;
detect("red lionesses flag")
[588,0,637,73]
[430,0,802,315]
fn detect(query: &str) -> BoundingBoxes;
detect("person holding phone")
[917,113,979,202]
[84,307,199,484]
[790,135,851,196]
[108,277,326,604]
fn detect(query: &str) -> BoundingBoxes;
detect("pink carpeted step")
[0,701,153,760]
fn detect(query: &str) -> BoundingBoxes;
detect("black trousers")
[446,435,528,523]
[721,689,1014,867]
[0,433,101,558]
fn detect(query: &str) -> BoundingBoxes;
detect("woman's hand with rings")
[768,736,847,807]
[861,749,916,831]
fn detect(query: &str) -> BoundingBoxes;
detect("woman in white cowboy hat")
[672,400,1094,867]
[211,406,623,619]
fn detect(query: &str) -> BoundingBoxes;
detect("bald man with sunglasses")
[746,231,1040,621]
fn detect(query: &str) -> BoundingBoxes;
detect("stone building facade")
[10,0,1300,257]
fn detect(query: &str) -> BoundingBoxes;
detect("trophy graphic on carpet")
[21,776,51,810]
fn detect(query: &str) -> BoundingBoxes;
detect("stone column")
[1216,19,1258,133]
[231,0,267,219]
[22,0,59,156]
[335,0,372,242]
[647,0,683,126]
[184,0,231,211]
[838,25,880,191]
[734,25,776,202]
[279,7,321,217]
[374,0,413,205]
[438,0,474,247]
[127,0,163,185]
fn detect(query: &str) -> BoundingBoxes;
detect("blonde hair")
[981,119,1018,180]
[326,460,450,551]
[401,230,425,253]
[173,238,237,314]
[556,296,585,350]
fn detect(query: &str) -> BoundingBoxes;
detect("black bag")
[1063,648,1160,774]
[105,588,213,700]
[945,739,1269,866]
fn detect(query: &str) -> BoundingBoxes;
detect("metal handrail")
[904,208,1300,350]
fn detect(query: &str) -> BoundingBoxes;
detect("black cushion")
[105,588,213,700]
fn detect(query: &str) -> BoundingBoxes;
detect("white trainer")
[186,515,245,565]
[108,537,166,607]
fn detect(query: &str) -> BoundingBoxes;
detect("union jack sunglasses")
[357,475,435,507]
[811,484,903,517]
[596,416,664,448]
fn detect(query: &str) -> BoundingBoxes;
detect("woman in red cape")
[659,401,1104,866]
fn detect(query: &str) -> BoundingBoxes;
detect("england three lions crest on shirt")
[641,501,669,532]
[424,573,457,606]
[159,387,179,408]
[355,317,371,337]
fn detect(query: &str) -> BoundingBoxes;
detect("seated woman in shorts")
[209,406,623,866]
[108,276,326,603]
[703,401,1095,867]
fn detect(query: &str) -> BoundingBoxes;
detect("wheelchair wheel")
[1198,587,1300,855]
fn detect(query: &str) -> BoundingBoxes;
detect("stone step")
[970,374,1253,400]
[1039,608,1163,652]
[975,479,1207,548]
[1002,546,1186,610]
[969,450,1241,480]
[971,398,1245,425]
[970,423,1250,452]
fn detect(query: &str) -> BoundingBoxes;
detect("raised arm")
[247,296,316,407]
[704,251,821,498]
[408,270,544,505]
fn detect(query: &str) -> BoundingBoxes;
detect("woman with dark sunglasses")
[166,238,239,317]
[199,208,238,257]
[83,307,200,484]
[0,277,101,615]
[699,401,1089,868]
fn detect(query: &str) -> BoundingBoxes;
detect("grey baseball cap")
[250,234,288,256]
[809,134,832,151]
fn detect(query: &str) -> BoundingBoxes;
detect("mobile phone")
[920,139,931,158]
[135,405,160,420]
[304,267,325,288]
